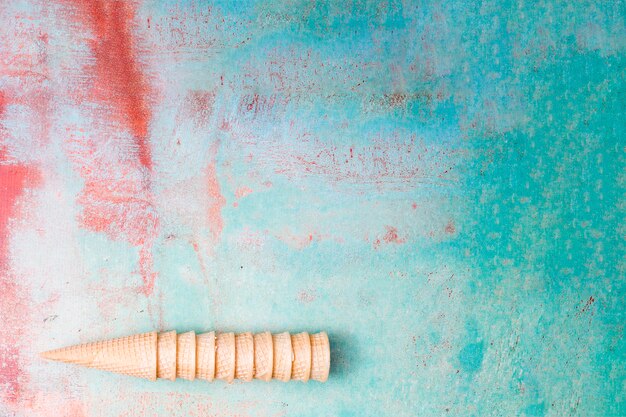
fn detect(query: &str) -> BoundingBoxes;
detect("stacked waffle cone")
[41,330,330,383]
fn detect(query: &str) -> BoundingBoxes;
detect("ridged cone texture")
[42,330,330,383]
[253,332,273,381]
[235,333,254,381]
[196,332,215,381]
[176,331,196,380]
[291,332,312,382]
[272,332,293,382]
[40,331,157,381]
[215,332,235,382]
[310,332,330,382]
[157,330,177,381]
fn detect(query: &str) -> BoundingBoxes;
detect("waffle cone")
[272,332,292,382]
[40,331,157,380]
[234,332,254,381]
[253,332,273,381]
[215,332,235,382]
[176,331,196,380]
[310,332,330,382]
[196,332,215,381]
[42,329,330,383]
[157,331,177,381]
[291,332,311,382]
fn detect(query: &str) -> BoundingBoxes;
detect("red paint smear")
[66,132,158,295]
[63,0,152,170]
[298,290,317,304]
[265,131,463,189]
[76,167,157,246]
[65,401,88,417]
[206,157,225,241]
[183,90,216,128]
[0,91,5,116]
[445,220,456,235]
[374,226,406,249]
[0,152,36,264]
[276,231,325,249]
[383,226,405,244]
[60,0,159,294]
[138,246,156,296]
[0,346,21,404]
[0,149,39,405]
[235,186,253,199]
[239,93,277,118]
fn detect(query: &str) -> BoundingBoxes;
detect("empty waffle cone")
[291,332,312,382]
[235,332,254,381]
[272,332,292,382]
[310,332,330,382]
[157,331,177,381]
[196,332,216,381]
[40,331,157,381]
[215,332,235,383]
[253,332,273,381]
[176,331,196,380]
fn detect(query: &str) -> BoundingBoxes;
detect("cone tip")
[40,349,58,361]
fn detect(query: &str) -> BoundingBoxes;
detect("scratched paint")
[0,1,624,417]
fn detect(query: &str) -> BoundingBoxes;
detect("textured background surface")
[0,1,624,416]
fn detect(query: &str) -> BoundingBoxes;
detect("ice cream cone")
[196,332,215,381]
[272,332,292,382]
[253,332,273,381]
[215,332,235,383]
[310,332,330,382]
[235,332,254,381]
[157,331,177,381]
[291,332,311,382]
[42,329,330,383]
[40,331,157,381]
[176,331,196,380]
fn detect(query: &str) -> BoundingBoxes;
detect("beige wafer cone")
[176,331,196,380]
[310,332,330,382]
[235,332,254,381]
[196,332,216,381]
[42,329,330,383]
[215,332,235,383]
[272,332,292,382]
[291,332,311,382]
[253,332,273,381]
[157,331,177,381]
[40,331,157,381]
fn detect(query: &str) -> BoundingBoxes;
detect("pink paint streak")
[0,148,39,405]
[373,226,406,249]
[445,220,456,235]
[0,91,5,115]
[235,186,253,199]
[298,290,317,304]
[275,231,325,249]
[261,131,462,189]
[60,0,160,294]
[65,132,158,294]
[0,346,21,404]
[182,90,216,128]
[239,93,278,118]
[62,0,153,169]
[206,156,226,242]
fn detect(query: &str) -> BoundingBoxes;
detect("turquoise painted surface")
[0,1,624,416]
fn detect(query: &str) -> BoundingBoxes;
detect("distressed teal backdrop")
[0,0,624,416]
